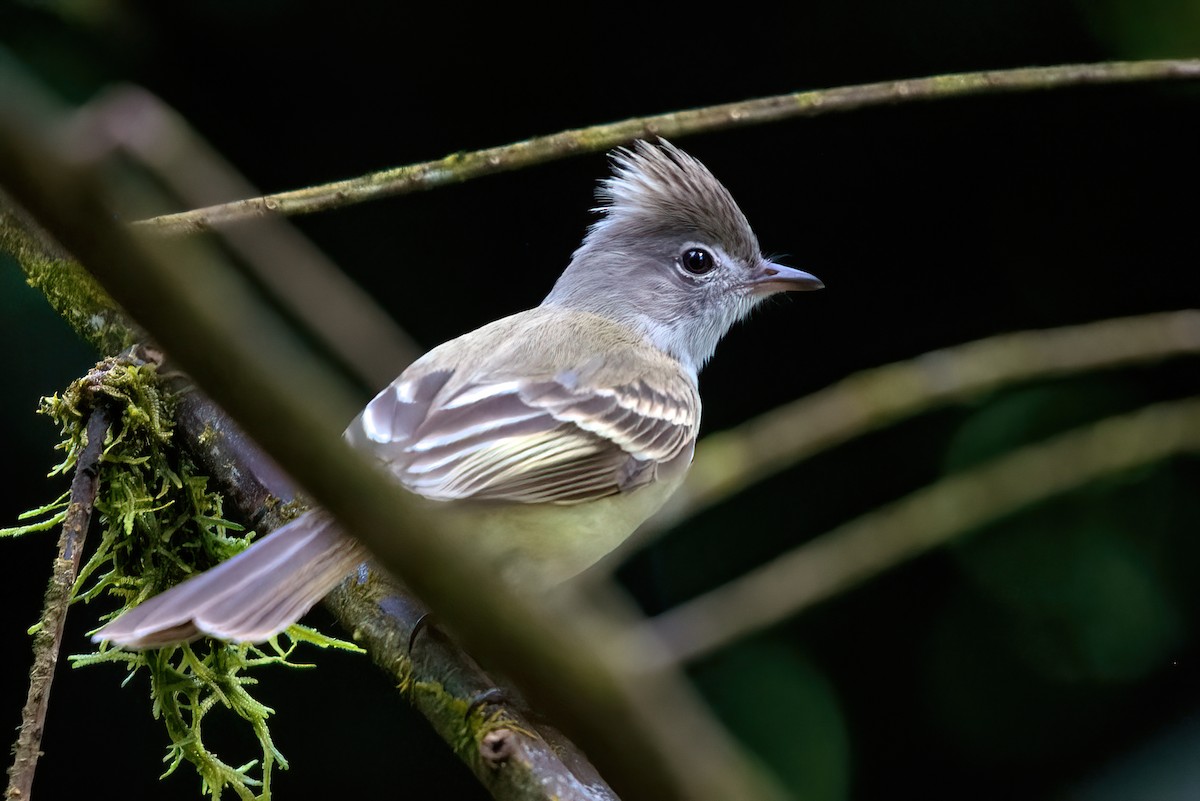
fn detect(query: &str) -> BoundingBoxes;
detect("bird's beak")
[747,260,824,295]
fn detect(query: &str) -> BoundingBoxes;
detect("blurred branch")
[0,65,782,801]
[646,310,1200,534]
[75,87,420,390]
[135,59,1200,235]
[650,397,1200,664]
[6,401,111,800]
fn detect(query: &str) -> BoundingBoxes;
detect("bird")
[93,138,823,649]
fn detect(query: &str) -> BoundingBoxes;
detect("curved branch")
[648,398,1200,664]
[134,59,1200,235]
[645,310,1200,535]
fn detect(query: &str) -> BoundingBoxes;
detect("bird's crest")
[589,139,760,262]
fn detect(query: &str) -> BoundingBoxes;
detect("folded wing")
[353,362,699,505]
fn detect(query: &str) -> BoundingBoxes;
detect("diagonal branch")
[77,87,420,391]
[645,309,1200,536]
[134,59,1200,235]
[648,397,1200,664]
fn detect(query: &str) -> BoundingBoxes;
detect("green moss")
[0,209,142,357]
[7,357,361,800]
[402,676,532,776]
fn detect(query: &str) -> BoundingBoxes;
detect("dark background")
[3,2,1199,799]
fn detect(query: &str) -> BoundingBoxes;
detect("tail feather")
[93,510,368,649]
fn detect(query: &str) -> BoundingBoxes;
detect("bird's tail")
[92,510,367,649]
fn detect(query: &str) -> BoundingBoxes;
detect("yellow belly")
[421,467,687,589]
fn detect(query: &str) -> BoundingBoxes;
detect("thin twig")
[133,59,1200,235]
[648,398,1200,665]
[6,405,111,801]
[643,309,1200,537]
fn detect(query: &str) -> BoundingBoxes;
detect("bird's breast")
[420,454,690,589]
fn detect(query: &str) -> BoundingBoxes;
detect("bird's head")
[544,139,822,375]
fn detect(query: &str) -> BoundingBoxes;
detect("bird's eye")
[680,248,716,275]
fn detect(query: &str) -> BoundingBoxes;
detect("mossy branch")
[0,194,148,355]
[322,573,621,800]
[132,59,1200,235]
[4,351,329,801]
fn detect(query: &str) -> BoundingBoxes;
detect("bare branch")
[648,398,1200,664]
[644,310,1200,536]
[6,402,111,800]
[133,59,1200,235]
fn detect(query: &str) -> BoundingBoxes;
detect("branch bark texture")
[135,59,1200,235]
[6,405,111,801]
[4,56,1198,801]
